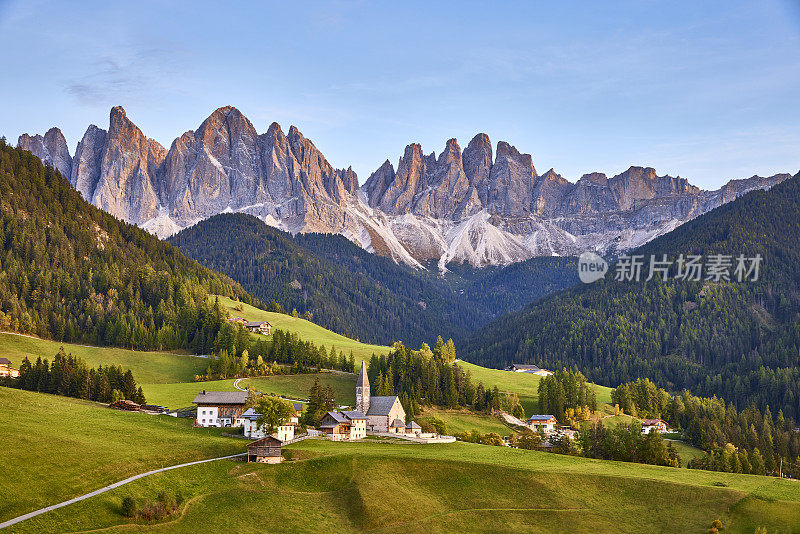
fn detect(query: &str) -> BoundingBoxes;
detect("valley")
[2,17,799,530]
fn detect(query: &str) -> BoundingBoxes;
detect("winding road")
[0,453,246,530]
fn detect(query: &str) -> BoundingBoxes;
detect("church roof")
[366,396,399,416]
[356,360,369,389]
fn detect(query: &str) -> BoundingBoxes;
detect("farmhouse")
[0,357,19,378]
[355,361,407,432]
[319,410,367,440]
[247,436,283,464]
[245,321,272,335]
[237,407,296,442]
[193,390,248,427]
[504,363,553,376]
[291,402,303,424]
[641,419,668,434]
[527,414,558,434]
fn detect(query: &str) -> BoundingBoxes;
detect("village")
[186,358,672,463]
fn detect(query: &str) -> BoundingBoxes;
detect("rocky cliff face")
[17,127,72,178]
[18,106,792,270]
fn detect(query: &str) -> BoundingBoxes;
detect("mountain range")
[18,106,791,269]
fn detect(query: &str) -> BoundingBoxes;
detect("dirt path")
[0,453,246,530]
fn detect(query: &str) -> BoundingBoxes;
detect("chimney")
[202,389,206,394]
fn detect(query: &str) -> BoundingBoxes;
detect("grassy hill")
[214,295,392,363]
[0,387,242,524]
[0,333,206,384]
[6,391,799,533]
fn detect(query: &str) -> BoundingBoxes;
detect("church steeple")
[356,360,370,413]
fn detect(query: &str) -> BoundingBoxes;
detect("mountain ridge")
[18,106,791,269]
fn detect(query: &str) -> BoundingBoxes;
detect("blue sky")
[1,0,799,188]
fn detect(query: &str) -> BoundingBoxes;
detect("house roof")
[248,436,281,447]
[193,390,248,405]
[510,363,542,370]
[366,396,399,416]
[245,321,270,328]
[528,414,556,422]
[239,407,259,419]
[406,421,421,429]
[319,411,349,428]
[390,418,405,428]
[0,357,10,365]
[292,402,304,412]
[341,410,366,420]
[641,419,665,426]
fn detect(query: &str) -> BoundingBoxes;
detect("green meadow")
[418,407,514,436]
[7,399,800,533]
[0,387,242,524]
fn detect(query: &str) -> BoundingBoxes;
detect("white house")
[193,390,248,427]
[641,419,668,434]
[527,415,558,434]
[237,407,296,442]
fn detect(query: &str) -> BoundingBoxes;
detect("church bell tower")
[356,360,370,413]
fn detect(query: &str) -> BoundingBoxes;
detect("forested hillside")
[463,172,800,419]
[169,213,577,347]
[0,140,261,353]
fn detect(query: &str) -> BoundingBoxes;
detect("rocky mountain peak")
[17,106,793,270]
[17,127,72,178]
[579,172,609,186]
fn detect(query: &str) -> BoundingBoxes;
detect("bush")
[121,496,137,518]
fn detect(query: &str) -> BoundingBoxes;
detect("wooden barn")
[247,436,283,463]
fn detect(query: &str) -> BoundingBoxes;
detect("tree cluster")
[12,347,145,404]
[202,326,356,380]
[612,377,800,477]
[367,337,478,419]
[537,368,598,423]
[578,421,681,467]
[302,377,337,425]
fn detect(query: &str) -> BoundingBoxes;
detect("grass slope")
[457,360,614,416]
[0,333,206,384]
[13,436,800,533]
[213,295,392,363]
[243,373,355,405]
[0,387,242,524]
[419,408,514,436]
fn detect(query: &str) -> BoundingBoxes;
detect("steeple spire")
[356,360,370,413]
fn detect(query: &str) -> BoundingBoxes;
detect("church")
[355,360,406,433]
